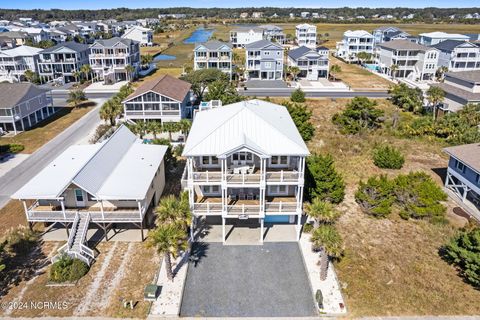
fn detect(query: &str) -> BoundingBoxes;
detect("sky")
[2,0,480,10]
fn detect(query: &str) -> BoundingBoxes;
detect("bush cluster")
[355,172,447,223]
[290,88,306,103]
[306,154,345,204]
[282,102,315,142]
[0,144,25,155]
[332,97,384,134]
[372,145,405,169]
[49,254,89,283]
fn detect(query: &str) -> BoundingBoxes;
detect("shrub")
[393,172,447,223]
[306,154,345,204]
[302,223,314,233]
[49,254,89,283]
[372,145,405,169]
[2,226,38,256]
[332,97,384,134]
[355,175,395,218]
[443,228,480,287]
[282,102,315,142]
[0,144,25,155]
[290,88,306,103]
[173,144,184,157]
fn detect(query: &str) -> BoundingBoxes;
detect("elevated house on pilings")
[181,99,310,244]
[444,143,480,220]
[12,125,167,265]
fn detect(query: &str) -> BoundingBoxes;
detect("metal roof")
[92,36,139,47]
[288,46,322,60]
[245,39,282,50]
[182,100,310,157]
[12,126,167,200]
[432,40,478,52]
[378,40,433,51]
[0,45,42,57]
[40,41,89,53]
[194,40,232,51]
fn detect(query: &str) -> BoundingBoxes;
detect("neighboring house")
[193,40,233,79]
[181,99,310,243]
[0,45,42,82]
[230,27,264,48]
[37,41,90,83]
[12,125,167,264]
[259,25,285,44]
[0,31,31,46]
[287,46,329,80]
[0,83,53,135]
[433,71,480,113]
[295,23,317,48]
[121,26,153,46]
[443,143,480,217]
[46,29,68,43]
[373,26,402,44]
[245,39,284,81]
[335,30,374,62]
[418,32,469,46]
[122,74,192,123]
[432,40,480,72]
[89,37,140,84]
[377,40,439,81]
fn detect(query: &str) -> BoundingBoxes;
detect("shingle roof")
[40,41,89,53]
[444,143,480,173]
[378,40,432,51]
[93,36,139,47]
[445,70,480,84]
[288,46,322,60]
[374,26,401,32]
[0,83,50,109]
[433,82,480,102]
[432,40,478,52]
[124,74,191,102]
[182,100,310,157]
[194,40,232,51]
[245,39,282,50]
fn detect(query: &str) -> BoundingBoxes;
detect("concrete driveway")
[180,242,317,317]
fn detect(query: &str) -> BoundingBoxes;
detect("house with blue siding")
[444,143,480,217]
[245,39,284,81]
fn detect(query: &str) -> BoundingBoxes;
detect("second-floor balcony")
[188,167,300,185]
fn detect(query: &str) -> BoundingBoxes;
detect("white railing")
[192,202,223,214]
[67,213,80,250]
[192,171,222,183]
[265,202,298,213]
[78,212,91,246]
[80,244,95,260]
[27,207,142,223]
[266,170,299,182]
[225,173,261,184]
[226,205,261,215]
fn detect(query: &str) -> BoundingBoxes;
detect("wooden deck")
[192,196,298,216]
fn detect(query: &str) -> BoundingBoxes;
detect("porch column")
[12,120,17,135]
[463,185,470,203]
[190,219,194,242]
[222,217,225,244]
[99,201,105,220]
[22,200,29,221]
[260,218,264,243]
[137,201,142,220]
[60,200,66,219]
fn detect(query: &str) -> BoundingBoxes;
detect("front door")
[74,189,86,207]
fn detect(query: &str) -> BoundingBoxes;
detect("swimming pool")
[264,215,290,223]
[153,54,177,61]
[183,28,214,44]
[364,63,380,72]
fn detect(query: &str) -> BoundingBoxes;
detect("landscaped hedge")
[0,144,25,155]
[49,254,89,283]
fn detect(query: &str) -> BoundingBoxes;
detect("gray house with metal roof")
[89,37,140,84]
[37,41,90,83]
[287,46,329,80]
[193,40,233,79]
[432,40,480,72]
[433,71,480,113]
[245,40,284,81]
[0,83,53,135]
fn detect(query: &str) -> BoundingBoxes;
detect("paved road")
[239,89,390,98]
[0,98,108,209]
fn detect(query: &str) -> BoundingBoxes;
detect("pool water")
[264,215,290,223]
[183,28,214,44]
[153,54,177,61]
[364,63,380,72]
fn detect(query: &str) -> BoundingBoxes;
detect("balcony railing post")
[281,170,284,182]
[207,202,210,214]
[206,170,209,183]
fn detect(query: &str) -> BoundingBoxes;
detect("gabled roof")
[444,143,480,173]
[344,30,373,38]
[40,41,89,53]
[445,70,480,84]
[245,39,282,50]
[288,46,321,60]
[259,24,283,32]
[92,36,139,47]
[0,83,50,109]
[419,32,469,40]
[378,40,433,51]
[182,100,310,157]
[296,23,316,29]
[194,40,232,51]
[388,30,410,38]
[123,74,191,103]
[432,40,478,52]
[12,125,168,200]
[0,45,42,57]
[374,26,401,32]
[231,26,263,33]
[122,26,152,37]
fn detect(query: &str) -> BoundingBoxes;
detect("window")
[476,174,480,186]
[268,185,288,195]
[265,62,272,68]
[201,156,219,166]
[456,160,465,173]
[74,189,84,202]
[202,185,220,194]
[270,156,288,166]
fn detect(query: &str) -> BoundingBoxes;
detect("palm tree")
[67,89,86,108]
[162,121,178,141]
[73,70,81,82]
[141,54,154,69]
[147,121,162,139]
[125,64,136,81]
[99,98,123,126]
[148,224,188,281]
[311,224,343,281]
[329,64,341,81]
[305,198,341,228]
[80,64,92,82]
[436,66,448,81]
[24,69,36,83]
[390,64,399,79]
[289,66,300,81]
[426,86,445,121]
[133,121,149,139]
[177,119,192,140]
[155,193,191,231]
[356,51,371,65]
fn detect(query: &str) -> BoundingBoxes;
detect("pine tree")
[306,154,345,204]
